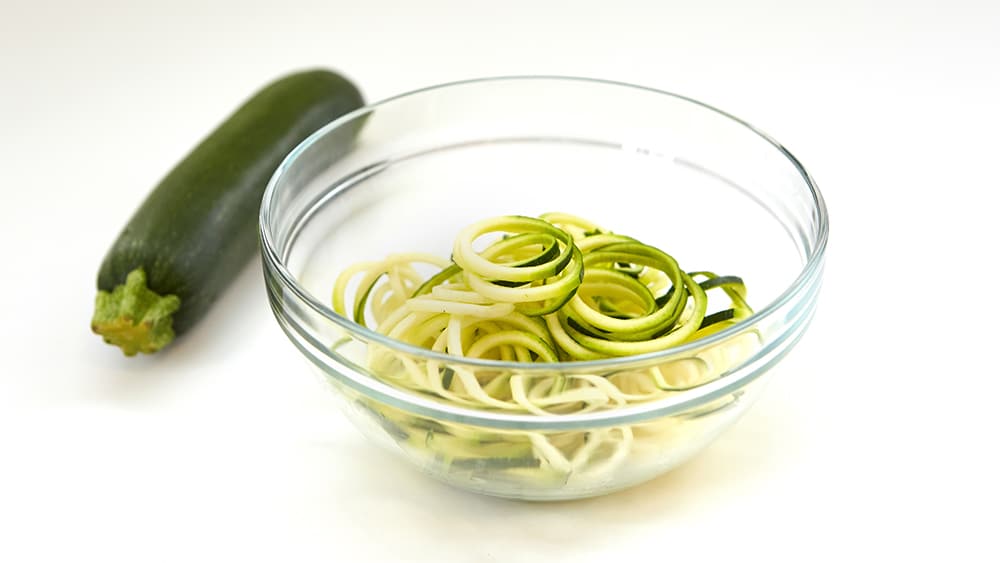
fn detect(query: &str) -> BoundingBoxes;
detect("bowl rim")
[259,75,828,424]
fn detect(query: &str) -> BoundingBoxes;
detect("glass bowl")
[259,76,827,501]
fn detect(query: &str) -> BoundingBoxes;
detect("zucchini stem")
[91,268,181,356]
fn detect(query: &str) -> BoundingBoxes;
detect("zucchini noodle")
[332,213,758,485]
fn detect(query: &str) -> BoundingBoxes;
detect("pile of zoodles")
[332,213,756,482]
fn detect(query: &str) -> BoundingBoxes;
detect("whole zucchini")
[92,69,364,356]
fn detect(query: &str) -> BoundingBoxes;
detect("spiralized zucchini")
[332,213,757,484]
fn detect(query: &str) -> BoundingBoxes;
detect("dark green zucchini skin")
[95,69,363,353]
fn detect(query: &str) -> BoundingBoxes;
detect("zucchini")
[330,213,759,484]
[92,69,364,355]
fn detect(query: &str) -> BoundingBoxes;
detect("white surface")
[2,0,998,560]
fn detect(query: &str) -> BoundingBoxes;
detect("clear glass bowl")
[259,77,828,501]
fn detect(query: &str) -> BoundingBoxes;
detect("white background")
[2,0,998,560]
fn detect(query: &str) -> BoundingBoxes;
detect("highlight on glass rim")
[330,212,761,485]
